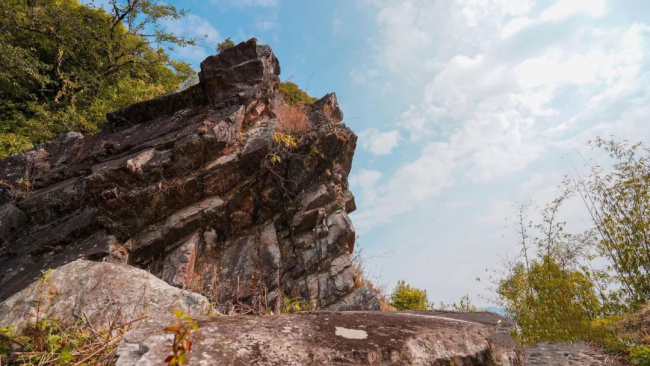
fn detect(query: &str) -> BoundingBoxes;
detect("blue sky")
[158,0,650,306]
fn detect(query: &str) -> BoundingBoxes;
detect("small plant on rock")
[164,309,198,366]
[282,297,312,314]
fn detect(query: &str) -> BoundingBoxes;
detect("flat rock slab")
[117,311,520,365]
[524,342,626,366]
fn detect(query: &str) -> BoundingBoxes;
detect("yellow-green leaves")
[389,280,430,311]
[164,309,198,365]
[273,132,297,148]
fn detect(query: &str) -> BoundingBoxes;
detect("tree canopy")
[0,0,198,158]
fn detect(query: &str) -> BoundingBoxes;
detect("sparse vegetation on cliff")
[279,81,316,106]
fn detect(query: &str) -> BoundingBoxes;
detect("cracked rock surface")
[116,311,524,366]
[0,38,376,311]
[0,260,209,333]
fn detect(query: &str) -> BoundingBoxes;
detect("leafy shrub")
[631,345,650,366]
[390,280,430,311]
[217,37,236,53]
[282,297,312,313]
[279,81,316,106]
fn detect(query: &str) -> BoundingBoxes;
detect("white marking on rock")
[335,327,368,340]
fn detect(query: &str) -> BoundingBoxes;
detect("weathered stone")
[162,232,201,288]
[17,177,89,224]
[0,38,372,313]
[0,260,208,333]
[328,285,382,311]
[116,311,523,366]
[0,204,29,242]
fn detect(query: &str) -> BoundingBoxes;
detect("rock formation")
[0,38,376,312]
[116,311,523,365]
[0,260,209,333]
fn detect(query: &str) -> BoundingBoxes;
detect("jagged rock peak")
[0,39,377,312]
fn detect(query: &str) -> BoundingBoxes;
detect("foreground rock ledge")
[117,311,522,366]
[0,260,208,333]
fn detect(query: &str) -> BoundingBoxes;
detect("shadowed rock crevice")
[0,38,376,311]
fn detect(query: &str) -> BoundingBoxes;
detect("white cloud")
[162,14,221,65]
[350,169,382,207]
[445,200,475,209]
[540,0,606,21]
[352,0,650,233]
[358,129,401,156]
[212,0,278,7]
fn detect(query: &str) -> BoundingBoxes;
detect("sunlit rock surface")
[0,39,375,311]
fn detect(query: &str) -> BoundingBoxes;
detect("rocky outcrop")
[116,311,524,366]
[0,260,209,333]
[0,38,373,311]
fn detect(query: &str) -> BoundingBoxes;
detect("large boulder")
[0,38,374,312]
[0,260,209,333]
[116,311,523,366]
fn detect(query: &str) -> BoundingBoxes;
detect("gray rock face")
[0,38,372,311]
[116,311,524,366]
[0,260,209,333]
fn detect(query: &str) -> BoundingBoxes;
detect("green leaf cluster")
[217,37,235,53]
[389,280,430,311]
[0,0,198,158]
[279,81,316,106]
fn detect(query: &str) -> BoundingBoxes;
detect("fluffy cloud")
[358,129,401,155]
[212,0,278,8]
[162,14,221,65]
[351,0,650,233]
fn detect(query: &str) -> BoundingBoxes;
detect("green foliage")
[273,131,297,148]
[217,37,236,53]
[0,0,197,158]
[390,280,430,311]
[631,345,650,366]
[0,268,137,365]
[282,297,312,313]
[279,81,316,106]
[577,138,650,309]
[498,256,603,345]
[164,309,198,366]
[438,294,478,312]
[496,189,605,345]
[495,138,650,364]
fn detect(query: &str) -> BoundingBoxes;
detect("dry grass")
[276,103,310,135]
[0,310,146,366]
[351,248,395,311]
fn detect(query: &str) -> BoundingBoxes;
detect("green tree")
[575,138,650,309]
[217,37,236,53]
[496,191,604,345]
[496,139,650,348]
[390,280,430,310]
[0,0,198,158]
[498,256,602,345]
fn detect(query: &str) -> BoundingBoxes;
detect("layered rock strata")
[0,39,374,311]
